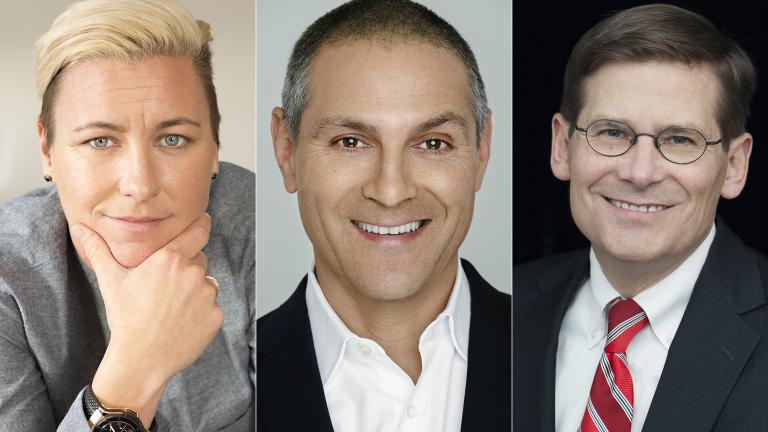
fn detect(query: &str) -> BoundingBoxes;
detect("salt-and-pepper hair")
[282,0,488,143]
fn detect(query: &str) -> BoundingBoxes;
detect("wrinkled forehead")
[52,56,209,126]
[302,39,475,128]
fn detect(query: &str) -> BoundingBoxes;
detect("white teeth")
[356,220,423,235]
[609,199,666,213]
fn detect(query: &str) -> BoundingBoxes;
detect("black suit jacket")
[258,259,510,431]
[514,221,768,431]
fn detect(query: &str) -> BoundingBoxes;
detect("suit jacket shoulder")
[513,248,589,431]
[459,259,511,431]
[514,221,768,431]
[514,249,588,310]
[257,276,334,432]
[642,222,768,431]
[258,260,511,432]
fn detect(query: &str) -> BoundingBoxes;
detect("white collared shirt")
[306,260,471,432]
[555,224,716,432]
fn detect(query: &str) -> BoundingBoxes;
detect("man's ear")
[551,113,572,181]
[271,107,298,193]
[37,117,54,175]
[720,132,752,199]
[474,109,492,192]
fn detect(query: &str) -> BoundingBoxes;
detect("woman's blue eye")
[90,137,112,148]
[164,135,184,147]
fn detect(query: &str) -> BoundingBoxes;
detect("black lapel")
[513,250,589,432]
[257,276,334,432]
[642,223,765,431]
[460,259,511,431]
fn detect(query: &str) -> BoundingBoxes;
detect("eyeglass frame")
[573,119,723,165]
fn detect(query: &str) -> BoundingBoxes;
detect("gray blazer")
[0,162,255,431]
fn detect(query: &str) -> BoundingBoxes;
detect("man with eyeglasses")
[515,4,767,431]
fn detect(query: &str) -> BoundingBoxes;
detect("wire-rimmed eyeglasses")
[574,119,723,164]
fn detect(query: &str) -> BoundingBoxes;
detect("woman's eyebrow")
[72,121,126,133]
[156,117,202,130]
[72,117,202,133]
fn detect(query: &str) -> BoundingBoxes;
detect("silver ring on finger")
[205,275,220,297]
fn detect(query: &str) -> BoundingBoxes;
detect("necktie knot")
[605,298,648,353]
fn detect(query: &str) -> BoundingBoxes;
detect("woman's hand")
[70,213,223,428]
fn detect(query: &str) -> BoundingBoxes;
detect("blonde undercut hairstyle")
[35,0,221,146]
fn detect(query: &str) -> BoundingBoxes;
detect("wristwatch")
[83,385,148,432]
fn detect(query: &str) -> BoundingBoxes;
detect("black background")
[513,1,768,265]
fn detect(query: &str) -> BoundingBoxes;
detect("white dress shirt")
[555,224,716,432]
[306,261,471,432]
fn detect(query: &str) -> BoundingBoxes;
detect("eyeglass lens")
[584,119,707,164]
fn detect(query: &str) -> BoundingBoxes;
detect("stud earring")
[211,172,218,180]
[43,175,53,183]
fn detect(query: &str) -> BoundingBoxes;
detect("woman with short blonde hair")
[0,1,254,430]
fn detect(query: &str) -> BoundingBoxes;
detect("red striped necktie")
[580,298,648,432]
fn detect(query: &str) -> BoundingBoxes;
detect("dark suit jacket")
[514,221,768,431]
[258,259,510,431]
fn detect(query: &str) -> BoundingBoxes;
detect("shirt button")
[590,329,600,340]
[358,343,371,354]
[407,405,418,418]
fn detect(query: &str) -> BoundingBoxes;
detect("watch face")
[96,419,138,432]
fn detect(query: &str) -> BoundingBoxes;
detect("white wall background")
[257,0,511,316]
[0,0,255,204]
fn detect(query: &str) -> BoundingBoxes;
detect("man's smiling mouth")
[606,198,669,213]
[354,219,426,235]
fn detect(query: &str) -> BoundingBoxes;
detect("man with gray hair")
[515,4,767,431]
[257,0,510,430]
